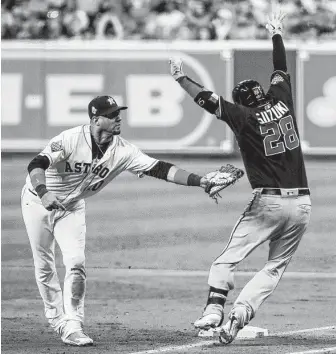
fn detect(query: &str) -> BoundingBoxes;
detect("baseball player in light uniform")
[169,10,311,343]
[21,95,219,346]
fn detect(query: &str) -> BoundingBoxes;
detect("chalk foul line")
[129,326,336,354]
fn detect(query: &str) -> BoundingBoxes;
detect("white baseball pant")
[208,188,311,325]
[21,185,86,332]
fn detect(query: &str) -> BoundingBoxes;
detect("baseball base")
[198,325,269,339]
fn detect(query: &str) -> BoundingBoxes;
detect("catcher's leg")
[21,186,66,331]
[53,200,92,346]
[197,191,284,330]
[220,195,311,344]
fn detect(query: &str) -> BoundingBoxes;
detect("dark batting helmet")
[232,80,267,107]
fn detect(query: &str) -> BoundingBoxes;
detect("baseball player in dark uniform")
[169,10,311,344]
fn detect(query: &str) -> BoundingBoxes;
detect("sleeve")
[27,155,50,173]
[126,145,159,174]
[143,160,173,180]
[268,70,293,104]
[272,34,287,72]
[216,96,249,135]
[39,132,71,167]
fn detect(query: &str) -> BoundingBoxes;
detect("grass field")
[1,155,336,353]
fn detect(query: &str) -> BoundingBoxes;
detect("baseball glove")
[204,164,245,203]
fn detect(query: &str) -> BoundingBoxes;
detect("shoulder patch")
[271,74,285,85]
[50,140,63,152]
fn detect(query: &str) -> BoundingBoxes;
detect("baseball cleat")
[194,304,224,330]
[62,331,94,346]
[219,311,243,344]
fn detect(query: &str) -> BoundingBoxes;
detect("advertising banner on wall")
[297,47,336,154]
[1,43,233,153]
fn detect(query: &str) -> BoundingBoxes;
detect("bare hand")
[41,192,66,211]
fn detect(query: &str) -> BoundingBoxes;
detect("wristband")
[35,184,48,199]
[167,167,201,186]
[187,173,201,186]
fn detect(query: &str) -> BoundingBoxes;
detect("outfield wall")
[1,40,336,154]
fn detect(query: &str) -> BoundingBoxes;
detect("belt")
[28,188,38,196]
[261,188,310,197]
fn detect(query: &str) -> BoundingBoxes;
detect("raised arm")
[169,57,248,135]
[169,57,220,115]
[266,10,287,72]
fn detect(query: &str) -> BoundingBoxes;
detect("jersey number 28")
[260,115,299,156]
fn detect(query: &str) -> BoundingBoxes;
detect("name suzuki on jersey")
[256,101,289,125]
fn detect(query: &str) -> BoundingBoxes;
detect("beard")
[112,129,121,135]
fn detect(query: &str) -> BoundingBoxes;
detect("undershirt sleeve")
[143,160,174,180]
[27,155,50,173]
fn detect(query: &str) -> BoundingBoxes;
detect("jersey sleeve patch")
[271,74,285,85]
[50,140,63,152]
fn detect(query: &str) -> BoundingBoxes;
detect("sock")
[206,286,228,307]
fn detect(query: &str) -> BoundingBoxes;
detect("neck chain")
[96,142,105,157]
[90,126,112,160]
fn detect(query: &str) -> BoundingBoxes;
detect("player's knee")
[70,268,86,300]
[70,266,86,278]
[64,254,85,272]
[264,258,290,277]
[263,263,279,277]
[68,255,86,277]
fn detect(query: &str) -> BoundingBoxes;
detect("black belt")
[28,188,37,196]
[261,188,310,196]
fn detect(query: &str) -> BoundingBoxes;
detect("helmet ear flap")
[232,86,241,104]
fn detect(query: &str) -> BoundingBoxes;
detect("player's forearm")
[29,168,48,198]
[177,76,219,115]
[177,76,204,100]
[272,34,287,72]
[143,161,201,186]
[27,155,50,198]
[167,166,202,186]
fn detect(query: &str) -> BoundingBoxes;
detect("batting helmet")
[232,80,267,108]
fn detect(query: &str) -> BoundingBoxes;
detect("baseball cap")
[88,95,127,119]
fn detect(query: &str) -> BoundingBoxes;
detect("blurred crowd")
[2,0,336,41]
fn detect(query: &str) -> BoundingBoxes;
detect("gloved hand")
[169,57,186,81]
[266,10,286,37]
[201,164,245,204]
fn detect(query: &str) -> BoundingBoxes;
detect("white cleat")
[219,311,243,345]
[194,304,224,330]
[194,313,223,329]
[62,331,94,346]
